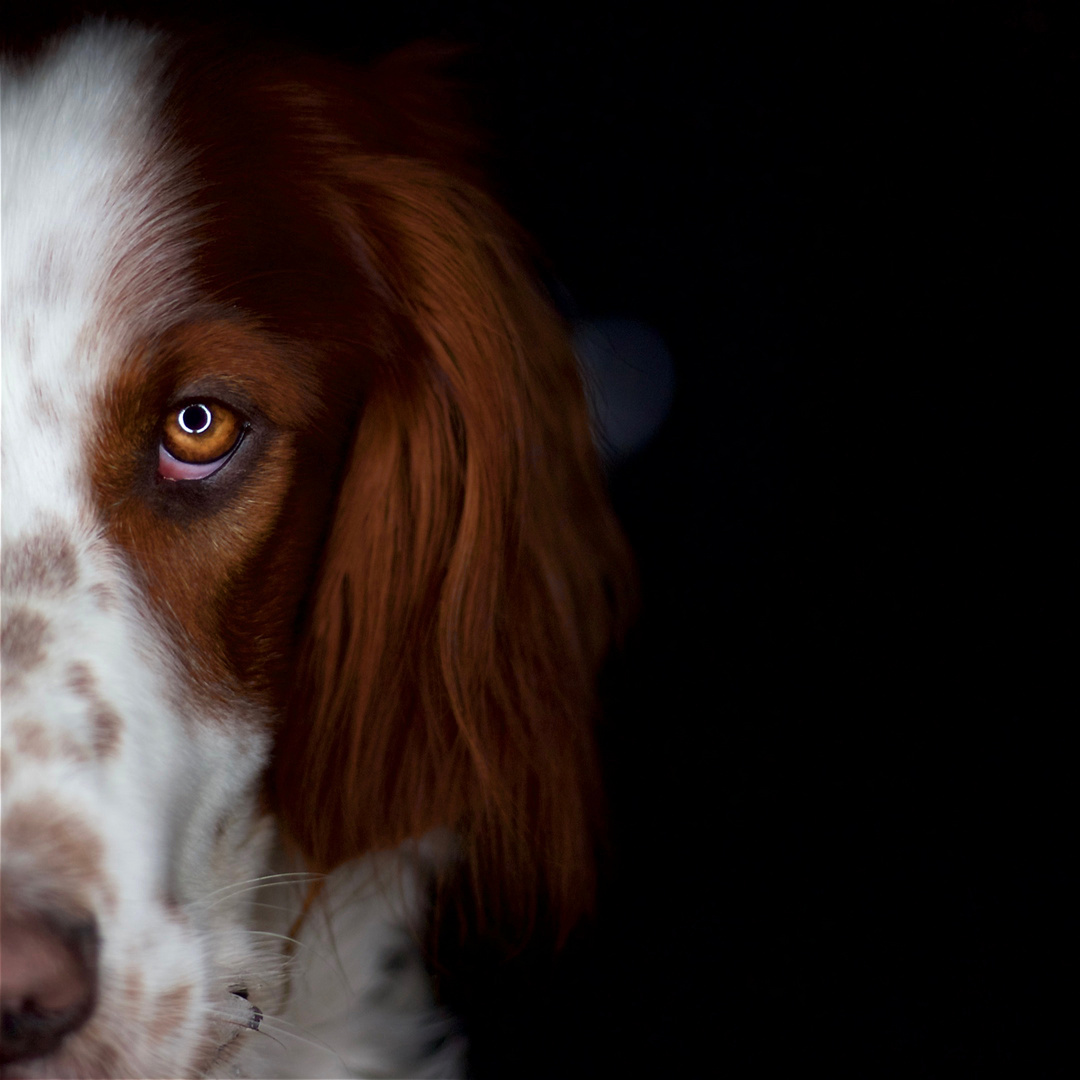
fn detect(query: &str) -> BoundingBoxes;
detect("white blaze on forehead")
[1,22,193,532]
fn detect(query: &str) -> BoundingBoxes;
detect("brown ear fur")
[271,66,632,940]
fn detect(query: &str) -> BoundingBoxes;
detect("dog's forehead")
[1,25,193,534]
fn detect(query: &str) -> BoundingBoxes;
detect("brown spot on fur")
[155,983,192,1031]
[159,891,188,925]
[91,706,122,758]
[1,801,105,899]
[10,717,54,760]
[1,529,79,595]
[67,663,123,758]
[1,607,51,680]
[89,582,117,611]
[7,715,91,765]
[68,661,97,697]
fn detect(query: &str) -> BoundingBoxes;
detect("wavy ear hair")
[272,51,633,939]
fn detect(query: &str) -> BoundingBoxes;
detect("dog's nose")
[0,909,98,1065]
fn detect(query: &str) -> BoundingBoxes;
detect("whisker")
[207,1013,288,1056]
[204,871,325,896]
[239,929,305,949]
[240,900,305,916]
[199,873,325,908]
[248,1013,352,1071]
[235,928,356,985]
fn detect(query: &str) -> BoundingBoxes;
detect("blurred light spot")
[573,317,675,465]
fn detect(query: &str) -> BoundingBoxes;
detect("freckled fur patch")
[7,715,92,765]
[67,662,123,758]
[0,530,79,595]
[2,800,105,898]
[160,893,187,922]
[155,983,192,1032]
[0,607,51,680]
[89,582,117,611]
[91,705,123,758]
[67,661,96,697]
[10,717,55,760]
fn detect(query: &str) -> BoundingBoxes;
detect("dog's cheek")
[218,434,348,703]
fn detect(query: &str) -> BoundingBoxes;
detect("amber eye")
[161,401,242,465]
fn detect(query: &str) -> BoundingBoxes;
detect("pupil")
[179,404,212,434]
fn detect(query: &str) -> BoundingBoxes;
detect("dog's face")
[2,21,629,1079]
[1,27,306,1077]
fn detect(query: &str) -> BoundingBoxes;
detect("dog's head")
[0,22,630,1077]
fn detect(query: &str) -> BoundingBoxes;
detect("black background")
[4,2,1071,1074]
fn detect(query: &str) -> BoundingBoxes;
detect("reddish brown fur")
[92,320,327,710]
[89,35,632,942]
[267,154,632,937]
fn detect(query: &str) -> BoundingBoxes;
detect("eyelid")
[158,442,240,481]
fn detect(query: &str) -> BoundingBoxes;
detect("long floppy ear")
[271,119,633,937]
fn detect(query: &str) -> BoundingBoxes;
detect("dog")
[0,20,631,1078]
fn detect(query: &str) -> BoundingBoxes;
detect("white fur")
[1,24,462,1079]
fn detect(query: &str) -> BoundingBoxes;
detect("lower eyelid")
[158,445,225,481]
